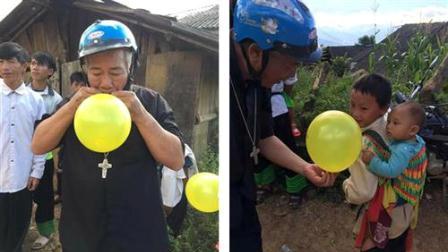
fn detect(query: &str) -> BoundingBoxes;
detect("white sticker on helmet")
[261,18,278,35]
[88,31,104,40]
[253,0,304,23]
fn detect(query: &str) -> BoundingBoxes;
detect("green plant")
[368,50,377,73]
[294,68,353,130]
[378,34,400,78]
[169,146,219,252]
[356,35,376,46]
[331,55,351,77]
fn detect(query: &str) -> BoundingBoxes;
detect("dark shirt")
[58,85,183,252]
[229,41,274,201]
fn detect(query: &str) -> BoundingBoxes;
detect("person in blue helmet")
[32,20,184,252]
[230,0,337,250]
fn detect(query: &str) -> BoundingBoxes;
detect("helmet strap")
[240,44,270,81]
[260,51,270,75]
[124,53,139,91]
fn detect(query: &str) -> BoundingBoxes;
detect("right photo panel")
[229,0,448,251]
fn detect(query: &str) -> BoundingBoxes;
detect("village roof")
[0,0,218,54]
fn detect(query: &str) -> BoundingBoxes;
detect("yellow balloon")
[306,110,362,173]
[186,172,219,213]
[74,94,131,153]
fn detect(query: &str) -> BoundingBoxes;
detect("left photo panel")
[0,0,219,251]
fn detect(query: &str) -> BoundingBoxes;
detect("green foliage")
[378,35,400,77]
[169,147,219,252]
[293,32,448,130]
[379,32,448,97]
[368,51,377,73]
[356,35,376,46]
[294,67,353,129]
[331,55,351,77]
[435,88,448,106]
[198,146,219,174]
[169,211,218,252]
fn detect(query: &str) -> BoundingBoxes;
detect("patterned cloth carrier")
[355,130,428,250]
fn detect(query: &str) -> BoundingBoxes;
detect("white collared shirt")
[0,80,46,193]
[26,84,63,114]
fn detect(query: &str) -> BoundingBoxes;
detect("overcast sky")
[303,0,448,29]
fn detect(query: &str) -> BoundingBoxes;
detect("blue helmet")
[233,0,318,61]
[78,20,137,59]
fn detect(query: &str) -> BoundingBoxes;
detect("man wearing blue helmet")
[230,0,337,250]
[32,20,184,252]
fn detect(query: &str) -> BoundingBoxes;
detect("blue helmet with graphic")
[78,20,138,59]
[233,0,318,61]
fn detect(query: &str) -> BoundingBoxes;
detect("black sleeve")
[260,87,274,139]
[154,92,185,148]
[132,85,185,152]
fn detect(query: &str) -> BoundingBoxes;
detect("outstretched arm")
[259,135,336,187]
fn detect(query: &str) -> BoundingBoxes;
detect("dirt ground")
[21,175,448,252]
[23,205,62,252]
[257,178,448,252]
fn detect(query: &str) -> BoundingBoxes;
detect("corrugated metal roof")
[0,0,218,53]
[179,5,218,32]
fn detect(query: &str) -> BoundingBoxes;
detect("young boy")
[343,73,418,251]
[255,73,309,209]
[27,51,63,249]
[360,101,427,251]
[68,71,87,95]
[362,101,427,178]
[0,42,46,252]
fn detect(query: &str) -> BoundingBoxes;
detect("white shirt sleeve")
[30,96,47,179]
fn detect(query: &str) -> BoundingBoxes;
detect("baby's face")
[350,90,387,128]
[386,107,417,141]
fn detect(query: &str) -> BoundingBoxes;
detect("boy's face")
[0,58,27,88]
[386,106,419,141]
[350,90,388,128]
[30,59,54,82]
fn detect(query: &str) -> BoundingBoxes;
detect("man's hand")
[27,177,40,191]
[112,91,147,123]
[361,149,375,164]
[69,87,99,110]
[302,164,337,187]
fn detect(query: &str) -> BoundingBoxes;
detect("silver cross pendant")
[250,145,260,165]
[98,157,112,179]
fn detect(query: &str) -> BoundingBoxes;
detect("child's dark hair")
[32,51,57,76]
[353,73,391,108]
[70,71,87,85]
[399,101,426,128]
[0,42,30,63]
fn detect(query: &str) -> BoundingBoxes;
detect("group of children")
[344,73,428,251]
[258,70,428,251]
